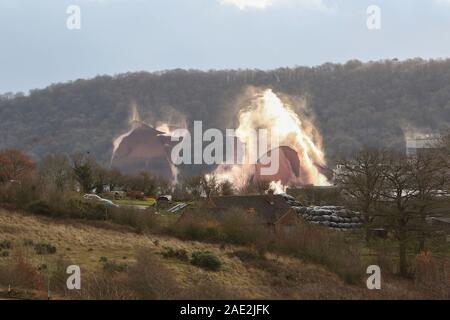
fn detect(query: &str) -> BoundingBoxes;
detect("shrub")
[413,252,450,299]
[68,198,107,220]
[103,261,129,273]
[275,222,364,284]
[0,253,44,291]
[27,195,107,220]
[181,222,208,240]
[0,251,9,258]
[219,209,264,245]
[0,240,12,250]
[80,271,136,300]
[0,176,41,209]
[216,209,275,254]
[169,209,223,242]
[228,250,282,272]
[127,250,181,299]
[181,273,242,299]
[161,247,189,262]
[34,243,57,255]
[127,191,145,200]
[38,264,47,271]
[191,251,222,271]
[47,256,77,297]
[172,219,222,242]
[229,250,261,263]
[108,207,161,233]
[23,239,34,247]
[26,192,162,233]
[27,200,53,216]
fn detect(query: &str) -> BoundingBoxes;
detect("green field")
[113,199,156,206]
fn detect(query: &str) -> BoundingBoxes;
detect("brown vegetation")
[0,209,445,300]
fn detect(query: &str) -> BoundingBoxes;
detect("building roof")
[208,195,292,224]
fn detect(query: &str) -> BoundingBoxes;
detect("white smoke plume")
[214,88,329,189]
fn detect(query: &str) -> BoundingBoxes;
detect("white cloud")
[219,0,332,12]
[435,0,450,6]
[219,0,273,10]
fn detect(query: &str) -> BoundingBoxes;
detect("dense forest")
[1,58,450,174]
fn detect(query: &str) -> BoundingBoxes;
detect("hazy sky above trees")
[1,0,450,93]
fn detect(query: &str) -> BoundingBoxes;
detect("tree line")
[0,149,240,202]
[335,135,450,276]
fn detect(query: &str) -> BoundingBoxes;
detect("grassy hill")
[0,209,436,300]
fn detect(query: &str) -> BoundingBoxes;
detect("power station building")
[406,135,440,157]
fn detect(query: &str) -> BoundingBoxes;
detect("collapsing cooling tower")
[111,121,176,181]
[252,145,328,186]
[253,146,301,185]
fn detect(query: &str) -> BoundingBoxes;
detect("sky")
[1,0,450,93]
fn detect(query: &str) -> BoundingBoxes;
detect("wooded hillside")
[1,59,450,171]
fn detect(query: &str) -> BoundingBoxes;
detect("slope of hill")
[0,209,433,300]
[1,59,450,172]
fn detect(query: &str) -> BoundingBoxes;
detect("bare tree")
[408,151,448,251]
[181,175,203,200]
[337,148,448,276]
[219,180,234,196]
[335,148,388,241]
[106,168,124,192]
[39,154,73,191]
[200,174,219,198]
[71,152,97,193]
[378,153,418,276]
[379,151,448,276]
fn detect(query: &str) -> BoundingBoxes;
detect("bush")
[99,257,129,273]
[0,177,41,209]
[191,251,222,271]
[161,247,189,262]
[80,271,136,300]
[26,192,162,233]
[27,195,107,220]
[172,219,222,242]
[23,239,34,247]
[127,250,181,299]
[181,273,242,299]
[34,243,57,255]
[219,209,266,245]
[47,256,77,297]
[103,261,129,273]
[229,249,261,263]
[0,253,44,291]
[275,222,364,284]
[27,200,53,216]
[168,208,224,242]
[108,207,161,233]
[67,198,107,220]
[127,191,145,200]
[413,252,450,299]
[0,240,12,250]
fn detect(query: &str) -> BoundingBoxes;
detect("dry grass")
[0,209,439,300]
